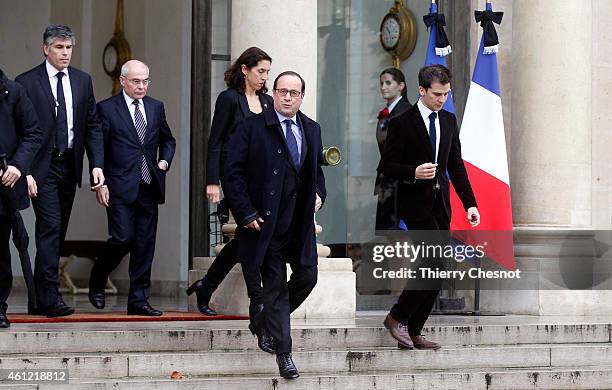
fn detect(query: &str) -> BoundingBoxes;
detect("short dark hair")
[43,24,75,46]
[418,64,451,89]
[273,71,305,94]
[224,47,272,93]
[380,67,407,99]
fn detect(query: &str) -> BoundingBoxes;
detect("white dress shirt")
[417,98,440,162]
[46,60,74,148]
[387,95,403,113]
[276,110,302,162]
[123,90,148,126]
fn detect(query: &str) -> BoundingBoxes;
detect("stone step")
[1,322,610,355]
[5,367,612,389]
[1,344,612,379]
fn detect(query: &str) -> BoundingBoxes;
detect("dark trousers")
[0,215,12,312]
[390,195,449,336]
[261,232,318,354]
[90,182,158,307]
[201,238,263,311]
[32,157,76,308]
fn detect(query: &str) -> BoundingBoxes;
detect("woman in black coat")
[187,47,272,320]
[374,67,411,231]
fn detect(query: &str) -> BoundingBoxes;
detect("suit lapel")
[237,93,250,118]
[409,106,435,161]
[113,94,141,143]
[438,111,451,163]
[36,64,57,114]
[143,97,155,142]
[68,68,79,127]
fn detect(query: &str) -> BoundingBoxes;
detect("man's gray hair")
[43,24,75,46]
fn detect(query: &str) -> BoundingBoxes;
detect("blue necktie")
[283,119,300,168]
[55,72,68,151]
[429,112,437,162]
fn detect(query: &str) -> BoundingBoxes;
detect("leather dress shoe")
[127,303,163,316]
[88,291,105,310]
[0,311,10,328]
[249,322,275,353]
[42,301,75,318]
[186,280,217,316]
[276,353,299,379]
[411,335,441,350]
[383,313,414,350]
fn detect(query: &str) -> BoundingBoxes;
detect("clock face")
[380,14,401,50]
[103,43,119,75]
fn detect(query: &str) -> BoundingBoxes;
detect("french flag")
[450,2,515,270]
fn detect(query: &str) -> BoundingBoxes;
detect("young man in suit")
[15,24,105,317]
[0,69,43,328]
[88,60,176,316]
[378,64,480,350]
[223,71,326,379]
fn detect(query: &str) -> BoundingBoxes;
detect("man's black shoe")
[88,291,105,310]
[27,302,41,315]
[249,322,275,353]
[42,301,75,318]
[276,353,299,379]
[186,280,217,316]
[0,311,10,328]
[127,303,163,316]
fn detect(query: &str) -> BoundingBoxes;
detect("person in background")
[374,67,411,232]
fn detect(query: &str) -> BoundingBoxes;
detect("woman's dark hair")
[379,67,407,99]
[224,47,272,93]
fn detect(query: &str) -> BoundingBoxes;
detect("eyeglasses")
[126,78,151,86]
[275,89,302,98]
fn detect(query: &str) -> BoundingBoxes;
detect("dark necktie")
[55,72,68,151]
[283,119,300,168]
[133,100,152,184]
[429,112,437,162]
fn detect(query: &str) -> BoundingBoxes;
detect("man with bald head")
[88,60,176,316]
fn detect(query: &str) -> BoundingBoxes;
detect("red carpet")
[7,311,248,323]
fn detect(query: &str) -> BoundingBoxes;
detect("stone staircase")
[0,316,611,389]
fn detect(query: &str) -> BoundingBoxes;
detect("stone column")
[493,1,608,315]
[231,0,317,117]
[511,0,592,227]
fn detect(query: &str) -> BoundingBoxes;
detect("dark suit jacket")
[15,62,103,187]
[206,88,273,185]
[223,108,326,267]
[378,103,476,223]
[0,70,43,213]
[97,93,176,205]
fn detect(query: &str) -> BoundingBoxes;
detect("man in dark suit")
[378,65,480,350]
[224,71,326,379]
[88,60,176,316]
[0,69,43,328]
[16,24,105,317]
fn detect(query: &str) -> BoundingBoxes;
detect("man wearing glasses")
[223,71,326,379]
[15,24,105,317]
[88,60,176,316]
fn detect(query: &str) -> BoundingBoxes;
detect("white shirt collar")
[123,90,142,107]
[387,96,403,113]
[417,98,437,120]
[45,60,68,79]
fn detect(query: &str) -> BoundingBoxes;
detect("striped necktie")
[283,119,300,168]
[132,100,152,184]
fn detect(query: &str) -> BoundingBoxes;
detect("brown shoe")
[411,335,441,350]
[383,314,413,350]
